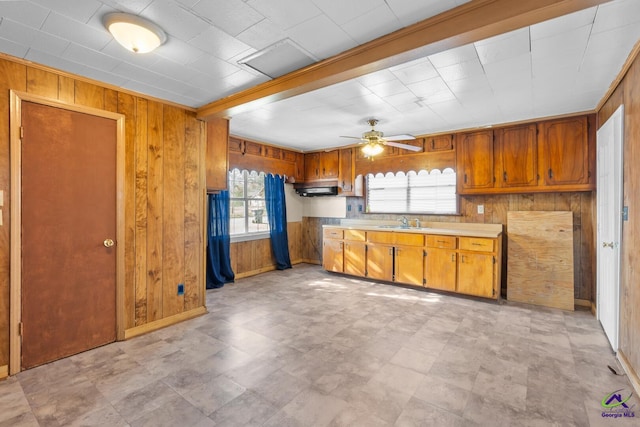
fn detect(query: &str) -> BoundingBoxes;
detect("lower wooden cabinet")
[344,241,366,276]
[322,238,343,273]
[394,246,425,286]
[322,227,502,300]
[366,244,394,281]
[457,252,495,298]
[425,248,457,291]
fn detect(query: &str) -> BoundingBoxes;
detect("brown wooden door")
[21,101,117,370]
[538,116,589,186]
[495,124,537,188]
[457,130,494,192]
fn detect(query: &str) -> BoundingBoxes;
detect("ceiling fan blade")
[339,135,363,139]
[384,134,415,141]
[385,141,423,152]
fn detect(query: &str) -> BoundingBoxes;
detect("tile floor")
[1,264,638,426]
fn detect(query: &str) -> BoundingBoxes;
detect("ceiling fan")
[340,119,423,157]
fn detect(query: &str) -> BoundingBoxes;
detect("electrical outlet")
[347,204,352,211]
[477,205,484,214]
[358,204,363,212]
[177,283,184,295]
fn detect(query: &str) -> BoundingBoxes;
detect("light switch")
[0,190,3,206]
[477,205,484,214]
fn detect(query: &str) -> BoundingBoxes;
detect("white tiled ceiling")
[0,0,639,152]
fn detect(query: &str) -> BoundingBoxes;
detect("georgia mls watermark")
[601,389,636,419]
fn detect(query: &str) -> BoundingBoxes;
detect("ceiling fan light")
[362,142,384,157]
[104,13,166,53]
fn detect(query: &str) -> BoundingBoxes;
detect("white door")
[596,105,624,351]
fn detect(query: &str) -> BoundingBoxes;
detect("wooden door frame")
[9,91,126,375]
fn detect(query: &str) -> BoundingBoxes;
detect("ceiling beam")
[196,0,611,121]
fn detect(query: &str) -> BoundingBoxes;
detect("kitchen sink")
[376,225,412,229]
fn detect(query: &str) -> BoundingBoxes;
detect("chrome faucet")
[398,216,409,227]
[414,218,421,228]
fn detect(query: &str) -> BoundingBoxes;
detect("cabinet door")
[366,244,394,281]
[394,246,424,286]
[323,239,343,273]
[320,150,340,179]
[344,241,366,276]
[495,124,537,188]
[339,148,354,194]
[425,249,457,291]
[538,116,589,186]
[426,134,454,152]
[304,152,320,181]
[457,130,494,191]
[206,118,229,192]
[457,252,494,298]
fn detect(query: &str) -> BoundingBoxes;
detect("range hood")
[295,186,338,197]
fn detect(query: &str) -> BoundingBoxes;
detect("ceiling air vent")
[237,38,318,79]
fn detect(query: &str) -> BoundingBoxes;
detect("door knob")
[602,241,614,248]
[103,238,115,248]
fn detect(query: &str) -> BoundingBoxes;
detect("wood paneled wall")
[230,222,304,277]
[0,56,206,369]
[303,191,595,301]
[598,48,640,389]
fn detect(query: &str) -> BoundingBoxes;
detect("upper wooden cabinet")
[495,124,537,189]
[206,118,229,193]
[426,134,454,152]
[304,150,339,181]
[457,130,494,192]
[339,148,354,195]
[456,114,594,194]
[538,116,590,187]
[228,136,304,183]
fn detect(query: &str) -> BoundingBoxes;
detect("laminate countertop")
[323,221,502,239]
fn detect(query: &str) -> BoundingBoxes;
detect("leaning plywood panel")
[507,211,574,310]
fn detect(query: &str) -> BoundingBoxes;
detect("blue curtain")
[264,174,292,270]
[206,191,235,289]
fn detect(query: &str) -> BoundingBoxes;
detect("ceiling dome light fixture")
[103,12,166,54]
[361,142,384,157]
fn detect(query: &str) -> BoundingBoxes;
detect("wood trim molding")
[0,52,197,113]
[9,91,126,375]
[596,37,640,113]
[124,306,207,339]
[617,349,640,397]
[197,0,609,120]
[0,365,7,380]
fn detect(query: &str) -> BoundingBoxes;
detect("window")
[229,169,270,235]
[366,169,457,214]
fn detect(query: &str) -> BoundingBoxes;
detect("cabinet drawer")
[367,231,394,244]
[323,228,343,239]
[426,235,457,249]
[394,233,424,246]
[344,229,366,241]
[459,237,494,252]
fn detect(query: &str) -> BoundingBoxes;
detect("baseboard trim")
[617,349,640,396]
[574,298,591,309]
[124,306,207,340]
[233,259,312,279]
[0,365,8,379]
